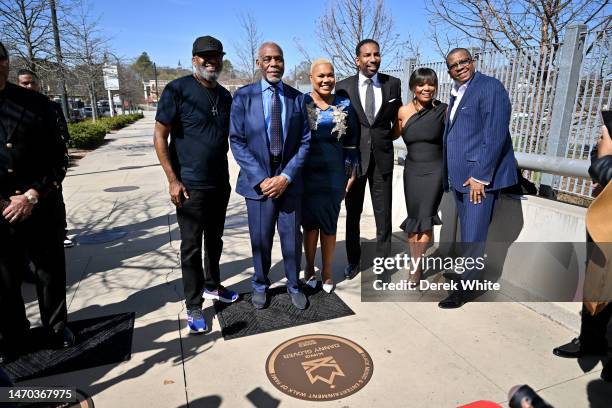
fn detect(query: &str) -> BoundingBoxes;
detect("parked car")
[70,109,84,122]
[83,106,98,118]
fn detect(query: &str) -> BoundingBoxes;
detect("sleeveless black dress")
[399,101,447,233]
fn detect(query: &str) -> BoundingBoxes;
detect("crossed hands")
[2,193,35,223]
[260,176,289,199]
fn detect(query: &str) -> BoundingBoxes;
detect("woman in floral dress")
[302,59,360,293]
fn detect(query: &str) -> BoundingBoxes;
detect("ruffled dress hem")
[399,214,442,233]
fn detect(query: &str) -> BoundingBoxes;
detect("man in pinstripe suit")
[439,48,517,309]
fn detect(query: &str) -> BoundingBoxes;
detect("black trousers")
[0,193,67,350]
[580,303,612,349]
[176,187,230,309]
[345,152,393,265]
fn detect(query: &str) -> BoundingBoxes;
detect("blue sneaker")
[203,286,238,303]
[186,308,206,333]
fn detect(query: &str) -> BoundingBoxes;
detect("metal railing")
[385,25,611,199]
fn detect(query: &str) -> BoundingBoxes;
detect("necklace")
[193,74,219,116]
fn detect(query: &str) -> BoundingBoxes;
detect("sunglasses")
[195,53,222,60]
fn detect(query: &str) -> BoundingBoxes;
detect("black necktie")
[270,85,282,157]
[365,78,375,125]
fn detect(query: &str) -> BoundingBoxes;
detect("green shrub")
[67,113,144,149]
[68,121,107,149]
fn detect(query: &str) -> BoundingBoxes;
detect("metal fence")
[559,28,612,196]
[387,25,611,199]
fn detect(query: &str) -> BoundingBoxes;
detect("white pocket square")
[388,98,396,103]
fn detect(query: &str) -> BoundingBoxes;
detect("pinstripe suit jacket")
[443,71,517,193]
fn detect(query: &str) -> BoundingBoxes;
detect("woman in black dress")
[394,68,446,285]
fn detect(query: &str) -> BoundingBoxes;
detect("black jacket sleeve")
[589,154,612,188]
[51,101,70,145]
[30,100,69,195]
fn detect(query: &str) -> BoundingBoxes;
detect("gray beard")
[195,65,220,82]
[266,76,281,84]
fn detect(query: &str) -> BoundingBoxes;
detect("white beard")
[266,76,281,84]
[194,65,220,82]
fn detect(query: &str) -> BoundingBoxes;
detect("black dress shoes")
[344,263,359,280]
[552,337,607,358]
[289,291,308,310]
[438,290,466,309]
[251,291,267,309]
[50,326,76,349]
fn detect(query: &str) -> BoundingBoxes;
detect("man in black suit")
[17,69,73,250]
[335,39,402,278]
[0,42,74,364]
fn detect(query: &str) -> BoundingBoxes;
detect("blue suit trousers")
[245,193,302,294]
[453,188,499,282]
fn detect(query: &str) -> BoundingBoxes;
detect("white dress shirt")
[358,72,382,119]
[449,80,468,122]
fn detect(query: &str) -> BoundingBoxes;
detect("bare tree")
[427,0,610,57]
[315,0,411,76]
[117,61,144,113]
[63,0,110,121]
[292,37,313,65]
[0,0,52,72]
[233,11,262,82]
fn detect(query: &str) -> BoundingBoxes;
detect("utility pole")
[153,62,159,103]
[49,0,70,121]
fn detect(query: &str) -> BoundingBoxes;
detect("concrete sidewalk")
[17,112,612,407]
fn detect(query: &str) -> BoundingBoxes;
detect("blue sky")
[91,0,436,71]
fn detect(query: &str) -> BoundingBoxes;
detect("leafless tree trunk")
[49,0,70,121]
[315,0,412,76]
[233,11,262,82]
[63,0,110,121]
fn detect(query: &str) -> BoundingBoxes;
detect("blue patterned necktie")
[270,84,283,157]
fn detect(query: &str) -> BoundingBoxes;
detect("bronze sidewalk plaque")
[266,334,373,401]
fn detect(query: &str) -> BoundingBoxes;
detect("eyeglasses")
[448,58,473,72]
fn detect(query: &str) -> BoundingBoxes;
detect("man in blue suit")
[230,42,311,310]
[439,48,517,309]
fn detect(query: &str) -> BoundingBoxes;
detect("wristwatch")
[24,192,38,205]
